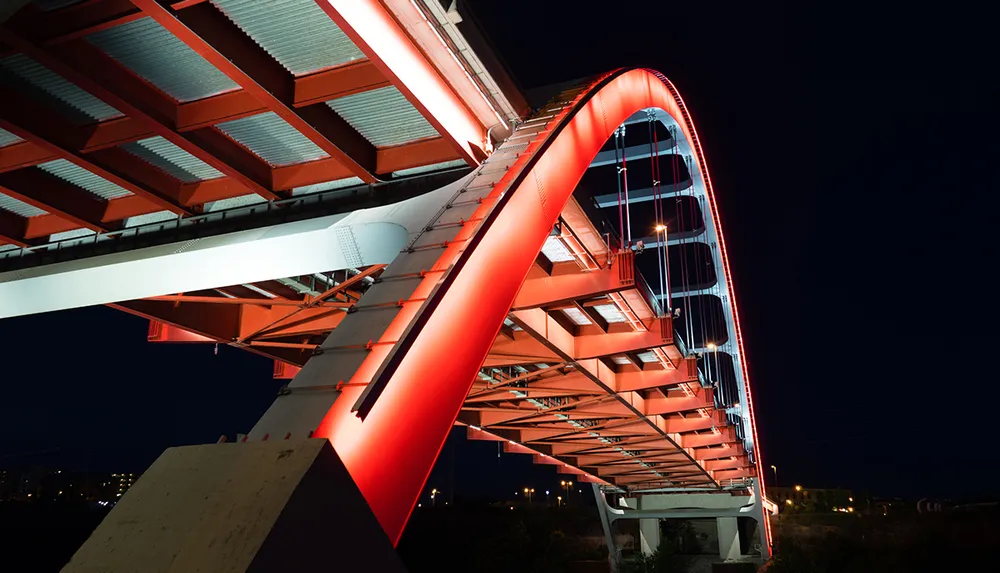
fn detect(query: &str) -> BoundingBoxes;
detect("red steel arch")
[309,68,765,544]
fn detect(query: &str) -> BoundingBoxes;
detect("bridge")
[0,1,771,570]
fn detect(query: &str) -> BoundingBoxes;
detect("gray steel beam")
[589,140,677,168]
[592,180,694,208]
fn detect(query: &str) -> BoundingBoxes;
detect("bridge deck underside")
[123,191,752,492]
[0,0,512,252]
[6,65,766,549]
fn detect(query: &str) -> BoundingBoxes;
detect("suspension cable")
[688,155,708,356]
[613,128,625,250]
[653,120,671,314]
[648,115,665,315]
[621,125,632,244]
[684,155,696,351]
[671,127,694,350]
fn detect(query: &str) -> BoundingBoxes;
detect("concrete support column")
[717,516,741,560]
[759,516,771,559]
[638,518,661,556]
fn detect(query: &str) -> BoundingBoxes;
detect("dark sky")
[2,1,998,501]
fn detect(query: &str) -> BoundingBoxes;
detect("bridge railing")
[0,169,468,273]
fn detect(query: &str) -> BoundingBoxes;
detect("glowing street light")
[654,224,667,232]
[560,480,573,505]
[794,484,802,492]
[430,488,439,507]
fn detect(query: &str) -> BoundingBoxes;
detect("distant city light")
[794,485,802,492]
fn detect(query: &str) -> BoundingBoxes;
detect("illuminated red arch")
[312,68,766,544]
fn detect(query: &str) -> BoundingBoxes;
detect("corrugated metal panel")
[392,159,467,178]
[122,137,224,183]
[0,192,47,217]
[87,17,239,102]
[0,129,23,148]
[0,54,123,124]
[593,304,628,324]
[561,307,592,326]
[51,228,95,242]
[216,112,329,166]
[540,236,574,262]
[33,0,84,11]
[126,210,177,228]
[38,159,133,200]
[636,351,659,363]
[205,193,267,213]
[212,0,363,76]
[326,86,438,147]
[291,177,363,196]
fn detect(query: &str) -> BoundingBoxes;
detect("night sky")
[2,2,998,501]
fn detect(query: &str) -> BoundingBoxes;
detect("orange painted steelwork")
[297,69,767,546]
[315,0,488,164]
[100,65,766,550]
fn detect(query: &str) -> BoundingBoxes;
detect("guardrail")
[0,168,469,274]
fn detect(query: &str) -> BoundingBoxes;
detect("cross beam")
[132,0,378,183]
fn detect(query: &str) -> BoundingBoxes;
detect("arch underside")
[225,68,768,546]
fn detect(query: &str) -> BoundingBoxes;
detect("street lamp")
[770,465,778,485]
[557,495,563,507]
[561,480,573,505]
[794,484,802,492]
[705,342,718,383]
[431,488,438,507]
[523,487,535,504]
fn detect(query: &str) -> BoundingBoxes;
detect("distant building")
[769,485,853,513]
[0,468,139,504]
[112,473,136,500]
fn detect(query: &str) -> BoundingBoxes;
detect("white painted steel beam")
[0,174,473,318]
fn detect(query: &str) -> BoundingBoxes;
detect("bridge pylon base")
[61,439,407,573]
